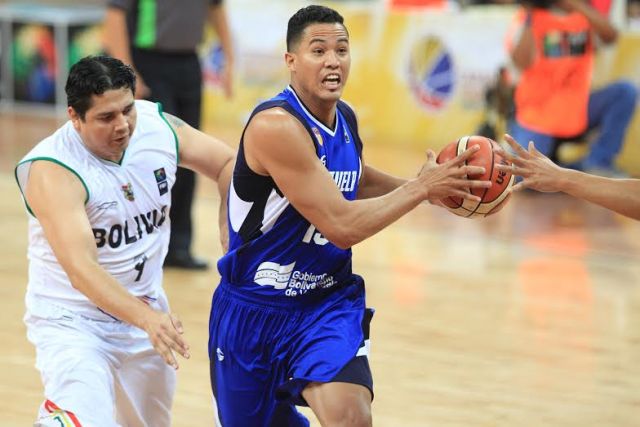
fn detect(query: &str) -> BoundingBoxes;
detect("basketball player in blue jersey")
[208,5,492,426]
[497,135,640,220]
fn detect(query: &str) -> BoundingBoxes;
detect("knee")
[610,81,638,109]
[323,401,372,427]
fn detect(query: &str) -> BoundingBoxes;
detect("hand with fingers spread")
[142,310,191,370]
[418,146,492,204]
[496,134,640,220]
[496,134,567,193]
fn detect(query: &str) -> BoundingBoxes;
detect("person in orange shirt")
[507,0,637,177]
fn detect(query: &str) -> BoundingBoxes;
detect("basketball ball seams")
[436,135,514,218]
[466,136,492,217]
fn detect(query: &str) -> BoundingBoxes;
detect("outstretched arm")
[165,113,235,251]
[245,109,491,249]
[498,135,640,220]
[25,161,190,368]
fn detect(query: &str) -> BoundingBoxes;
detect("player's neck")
[291,85,338,129]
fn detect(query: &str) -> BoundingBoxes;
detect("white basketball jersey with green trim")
[15,100,178,321]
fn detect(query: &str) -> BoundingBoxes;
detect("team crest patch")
[312,127,323,146]
[154,167,168,195]
[121,182,135,201]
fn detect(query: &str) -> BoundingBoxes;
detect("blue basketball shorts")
[208,275,374,427]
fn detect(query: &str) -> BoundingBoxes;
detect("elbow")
[322,226,360,250]
[62,258,97,292]
[331,238,353,251]
[601,31,618,45]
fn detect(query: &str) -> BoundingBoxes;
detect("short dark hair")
[65,55,136,120]
[286,5,346,51]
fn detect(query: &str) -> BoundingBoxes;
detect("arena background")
[1,1,640,426]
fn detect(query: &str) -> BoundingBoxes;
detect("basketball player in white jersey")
[15,55,234,427]
[498,134,640,220]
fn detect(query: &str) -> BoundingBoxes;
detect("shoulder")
[248,107,308,139]
[338,100,359,124]
[135,99,160,116]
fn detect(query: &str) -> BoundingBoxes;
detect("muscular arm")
[165,113,235,251]
[357,164,407,199]
[25,161,189,368]
[245,109,490,249]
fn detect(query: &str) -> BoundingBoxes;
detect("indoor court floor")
[1,111,639,426]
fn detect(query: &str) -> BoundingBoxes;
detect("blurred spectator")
[628,0,640,30]
[506,0,637,177]
[103,0,234,269]
[477,66,515,140]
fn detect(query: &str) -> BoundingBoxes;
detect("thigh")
[508,120,555,156]
[28,317,118,427]
[586,81,637,129]
[209,286,289,427]
[303,381,372,427]
[115,349,176,427]
[303,354,374,426]
[278,280,373,405]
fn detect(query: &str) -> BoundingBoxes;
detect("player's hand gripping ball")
[436,135,514,218]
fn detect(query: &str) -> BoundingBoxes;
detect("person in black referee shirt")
[104,0,234,269]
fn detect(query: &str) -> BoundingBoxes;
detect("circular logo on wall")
[407,36,455,112]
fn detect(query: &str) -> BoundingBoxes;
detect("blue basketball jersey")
[218,86,364,303]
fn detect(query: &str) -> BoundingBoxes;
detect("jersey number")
[302,224,329,246]
[134,255,148,281]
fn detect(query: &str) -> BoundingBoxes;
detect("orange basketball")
[436,135,514,218]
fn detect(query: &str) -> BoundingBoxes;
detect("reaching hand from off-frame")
[496,134,566,193]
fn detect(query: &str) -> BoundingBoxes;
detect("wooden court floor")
[1,111,640,426]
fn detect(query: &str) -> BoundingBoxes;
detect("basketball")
[436,135,514,218]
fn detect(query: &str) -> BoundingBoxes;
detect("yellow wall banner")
[203,1,640,174]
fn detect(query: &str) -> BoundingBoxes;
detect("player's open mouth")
[322,74,341,89]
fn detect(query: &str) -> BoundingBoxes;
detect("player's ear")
[68,107,81,130]
[285,52,296,71]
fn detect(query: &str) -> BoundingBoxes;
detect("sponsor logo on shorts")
[254,261,337,297]
[216,348,224,362]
